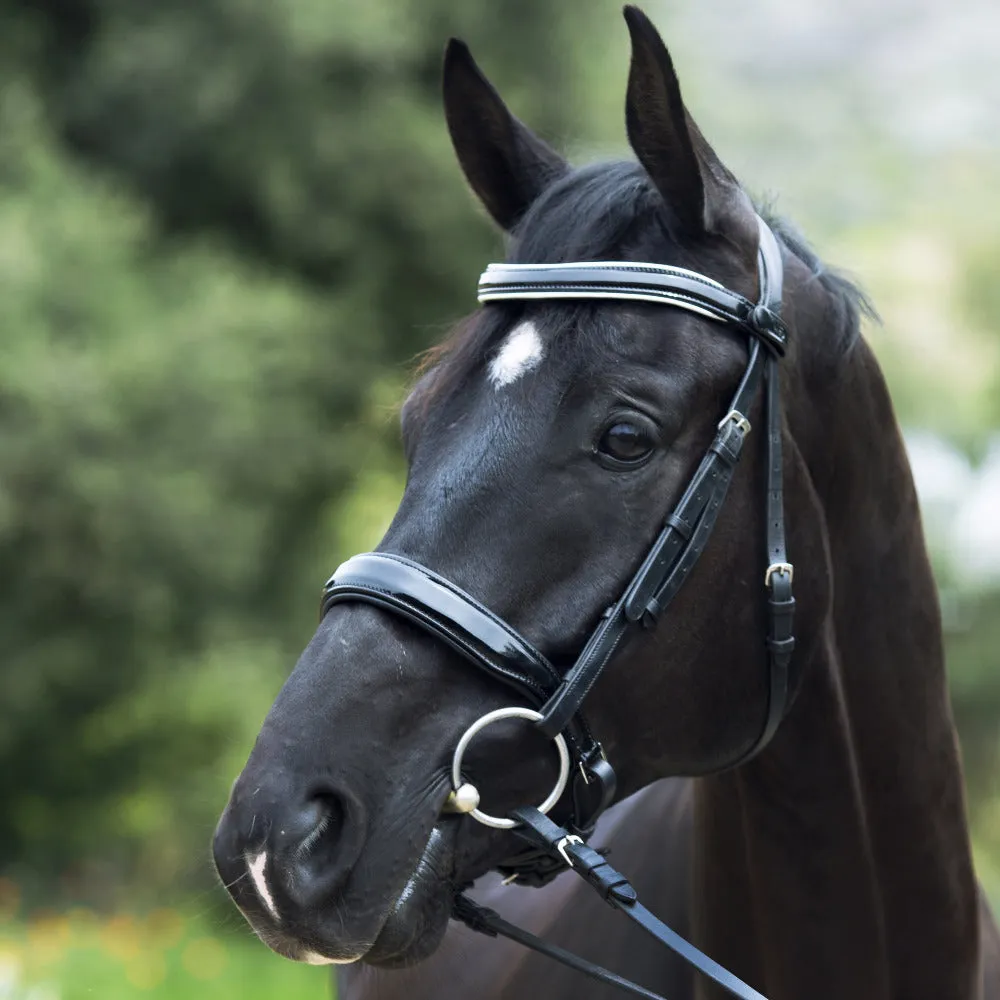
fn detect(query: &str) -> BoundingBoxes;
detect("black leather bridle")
[321,215,795,1000]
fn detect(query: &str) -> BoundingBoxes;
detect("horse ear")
[443,39,569,231]
[623,6,753,242]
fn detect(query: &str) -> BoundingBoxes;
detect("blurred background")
[0,0,997,996]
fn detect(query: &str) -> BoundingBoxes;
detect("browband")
[477,217,788,357]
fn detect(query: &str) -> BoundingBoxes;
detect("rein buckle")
[556,834,584,867]
[765,562,794,587]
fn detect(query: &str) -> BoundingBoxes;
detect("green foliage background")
[0,0,998,995]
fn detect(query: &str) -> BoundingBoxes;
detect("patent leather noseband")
[321,215,795,999]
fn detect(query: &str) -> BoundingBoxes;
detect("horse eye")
[597,421,655,465]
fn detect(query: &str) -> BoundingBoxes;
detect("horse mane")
[760,208,879,338]
[415,160,875,405]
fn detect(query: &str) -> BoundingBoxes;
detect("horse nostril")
[276,788,365,909]
[294,793,345,858]
[266,791,346,862]
[215,780,366,917]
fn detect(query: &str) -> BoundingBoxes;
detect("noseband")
[321,216,794,1000]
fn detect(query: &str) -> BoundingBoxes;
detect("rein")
[322,215,795,999]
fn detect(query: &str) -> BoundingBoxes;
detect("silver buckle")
[556,834,583,866]
[764,562,794,586]
[577,745,608,785]
[718,410,751,435]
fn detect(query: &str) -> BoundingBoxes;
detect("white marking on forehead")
[246,851,280,922]
[488,320,544,388]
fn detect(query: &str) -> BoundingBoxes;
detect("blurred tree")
[0,0,615,903]
[0,89,364,901]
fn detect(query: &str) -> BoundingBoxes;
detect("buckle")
[764,562,794,586]
[556,834,583,866]
[577,743,608,785]
[717,410,751,435]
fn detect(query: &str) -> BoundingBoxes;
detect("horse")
[213,6,1000,998]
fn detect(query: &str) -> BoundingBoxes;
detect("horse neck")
[694,309,981,999]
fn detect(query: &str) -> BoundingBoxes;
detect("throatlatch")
[322,215,794,1000]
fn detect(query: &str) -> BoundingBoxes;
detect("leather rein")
[321,215,795,1000]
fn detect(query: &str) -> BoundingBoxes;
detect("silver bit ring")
[450,707,570,830]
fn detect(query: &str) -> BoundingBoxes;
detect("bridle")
[321,215,795,1000]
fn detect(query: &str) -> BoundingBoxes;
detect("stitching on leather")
[482,284,787,352]
[557,618,630,716]
[481,263,749,298]
[481,283,746,316]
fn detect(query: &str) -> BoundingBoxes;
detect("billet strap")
[452,806,769,1000]
[725,219,795,764]
[742,357,795,760]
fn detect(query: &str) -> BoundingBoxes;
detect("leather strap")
[323,553,559,704]
[452,895,669,1000]
[721,220,795,765]
[478,231,789,359]
[735,357,795,762]
[452,806,769,1000]
[624,341,765,623]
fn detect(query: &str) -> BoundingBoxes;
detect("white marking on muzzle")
[246,851,281,922]
[302,951,360,965]
[488,320,544,388]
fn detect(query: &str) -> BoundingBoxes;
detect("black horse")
[214,7,1000,998]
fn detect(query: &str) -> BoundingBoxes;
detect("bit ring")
[450,707,570,829]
